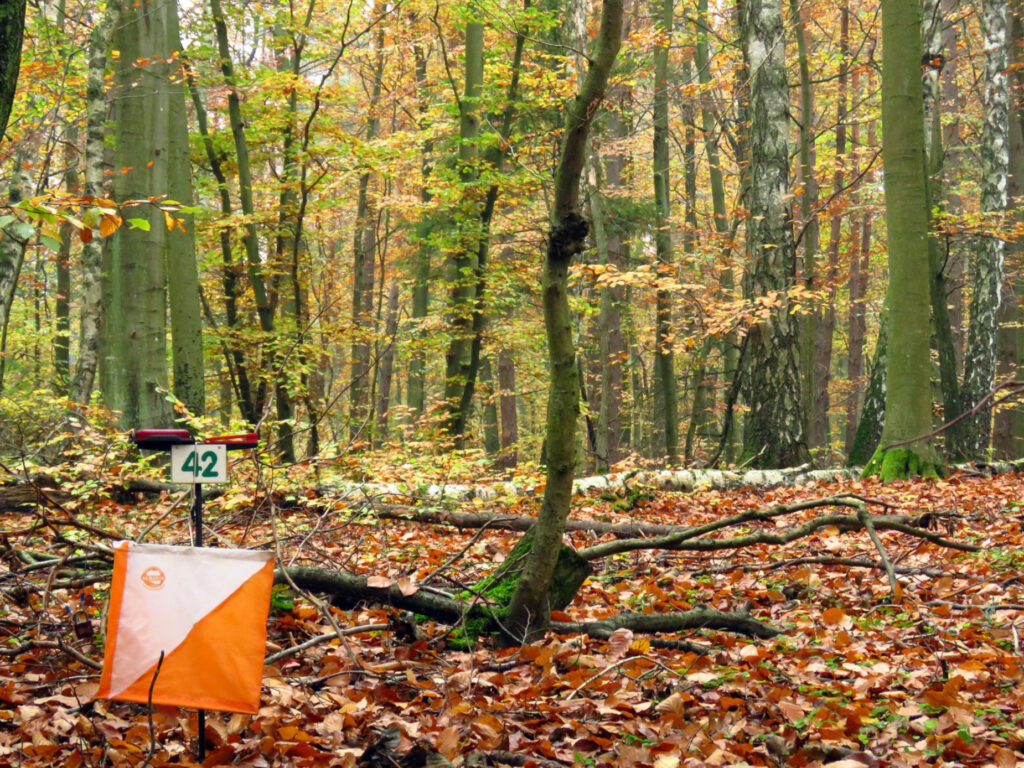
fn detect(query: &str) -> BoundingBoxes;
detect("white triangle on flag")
[107,542,273,698]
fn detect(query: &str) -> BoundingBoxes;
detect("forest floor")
[1,458,1023,768]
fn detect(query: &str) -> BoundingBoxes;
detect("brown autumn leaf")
[397,576,418,596]
[606,627,633,662]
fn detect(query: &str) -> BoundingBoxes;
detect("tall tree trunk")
[55,127,76,397]
[70,5,115,405]
[0,0,25,142]
[480,356,501,456]
[922,0,962,453]
[939,0,966,362]
[960,0,1009,457]
[496,349,518,468]
[696,0,737,462]
[791,0,823,456]
[407,43,432,419]
[866,0,941,479]
[507,0,623,643]
[350,27,385,441]
[447,13,527,442]
[442,18,485,438]
[209,0,275,419]
[652,0,678,463]
[587,124,627,472]
[185,59,256,424]
[812,0,845,462]
[844,106,875,456]
[0,154,31,395]
[164,9,204,419]
[374,283,399,447]
[271,16,314,461]
[740,0,808,468]
[106,0,184,429]
[994,6,1024,458]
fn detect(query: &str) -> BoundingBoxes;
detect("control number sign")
[171,444,228,484]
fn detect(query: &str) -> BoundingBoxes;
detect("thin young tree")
[506,0,624,642]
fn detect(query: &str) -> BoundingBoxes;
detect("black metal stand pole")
[192,481,206,763]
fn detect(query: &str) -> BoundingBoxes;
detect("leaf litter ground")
[1,471,1023,767]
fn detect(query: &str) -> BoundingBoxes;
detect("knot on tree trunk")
[549,212,590,260]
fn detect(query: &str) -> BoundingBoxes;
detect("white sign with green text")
[170,444,228,484]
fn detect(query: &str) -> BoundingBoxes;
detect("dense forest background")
[0,0,1021,476]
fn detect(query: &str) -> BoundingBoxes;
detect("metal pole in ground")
[192,478,206,763]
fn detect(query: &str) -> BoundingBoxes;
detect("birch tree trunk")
[70,5,115,404]
[994,6,1024,458]
[740,0,808,468]
[0,154,32,395]
[960,0,1009,457]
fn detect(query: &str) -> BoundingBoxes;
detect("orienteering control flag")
[98,541,274,713]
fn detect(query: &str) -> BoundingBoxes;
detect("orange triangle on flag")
[97,542,274,713]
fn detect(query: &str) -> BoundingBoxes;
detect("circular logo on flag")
[141,566,166,590]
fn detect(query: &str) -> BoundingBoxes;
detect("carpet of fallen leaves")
[2,469,1024,768]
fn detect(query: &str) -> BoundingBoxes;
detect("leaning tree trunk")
[865,0,941,479]
[740,0,808,468]
[960,0,1009,458]
[506,0,623,643]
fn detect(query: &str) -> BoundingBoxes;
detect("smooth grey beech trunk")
[866,0,940,479]
[105,0,185,429]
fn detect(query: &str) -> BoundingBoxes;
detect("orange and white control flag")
[97,541,274,713]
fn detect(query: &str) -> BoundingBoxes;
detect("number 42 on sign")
[170,444,228,484]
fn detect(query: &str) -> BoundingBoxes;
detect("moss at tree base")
[447,529,592,649]
[863,446,943,481]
